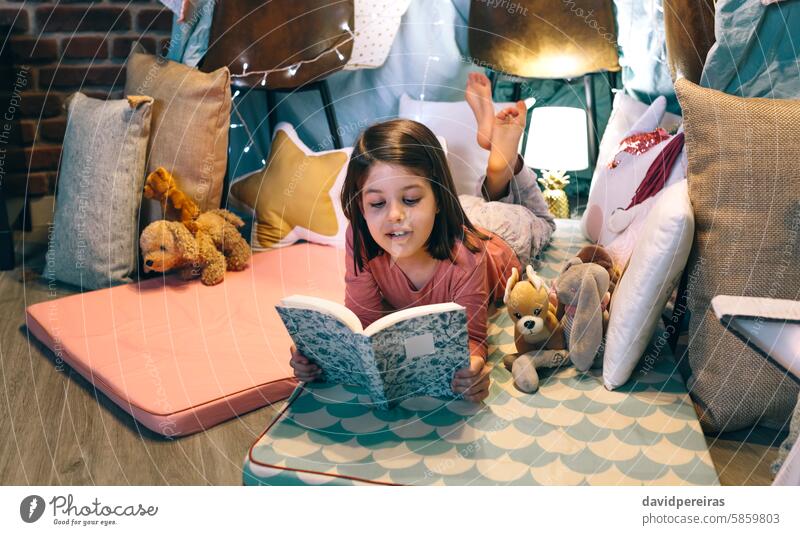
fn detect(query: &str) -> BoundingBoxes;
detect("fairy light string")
[230,21,356,82]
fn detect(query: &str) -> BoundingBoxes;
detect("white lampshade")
[524,106,589,171]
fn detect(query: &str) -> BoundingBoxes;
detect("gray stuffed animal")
[555,258,610,371]
[508,258,610,393]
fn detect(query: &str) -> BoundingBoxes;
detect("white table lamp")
[524,106,589,219]
[525,106,590,172]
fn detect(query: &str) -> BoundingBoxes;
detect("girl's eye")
[369,201,385,209]
[403,197,420,206]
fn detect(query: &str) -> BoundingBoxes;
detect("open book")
[276,295,470,409]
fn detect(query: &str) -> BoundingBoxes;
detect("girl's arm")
[450,264,491,402]
[451,265,490,361]
[344,226,386,328]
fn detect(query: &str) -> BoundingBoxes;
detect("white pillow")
[582,93,683,246]
[344,0,411,70]
[581,96,686,267]
[398,93,530,195]
[593,91,682,182]
[603,180,694,390]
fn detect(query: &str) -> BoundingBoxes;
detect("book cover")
[276,297,469,409]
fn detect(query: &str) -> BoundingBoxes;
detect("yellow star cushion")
[230,123,352,249]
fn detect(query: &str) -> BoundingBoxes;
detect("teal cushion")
[701,0,800,98]
[46,93,152,290]
[613,0,681,114]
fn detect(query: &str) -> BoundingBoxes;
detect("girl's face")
[360,162,438,262]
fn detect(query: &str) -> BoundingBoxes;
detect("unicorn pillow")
[581,96,686,268]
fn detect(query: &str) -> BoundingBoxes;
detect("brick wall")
[0,0,172,200]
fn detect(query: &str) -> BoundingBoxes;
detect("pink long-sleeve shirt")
[344,226,521,359]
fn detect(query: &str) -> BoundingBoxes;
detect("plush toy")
[142,166,199,224]
[139,168,251,285]
[502,265,568,393]
[554,259,610,372]
[572,244,620,297]
[503,245,615,393]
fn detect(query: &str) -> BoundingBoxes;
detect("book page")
[364,302,463,337]
[279,295,364,333]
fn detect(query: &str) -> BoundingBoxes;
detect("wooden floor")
[0,228,785,485]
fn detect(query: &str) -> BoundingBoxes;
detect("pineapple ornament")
[537,170,570,219]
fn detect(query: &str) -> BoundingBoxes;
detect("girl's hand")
[178,0,191,23]
[452,355,490,403]
[289,345,321,382]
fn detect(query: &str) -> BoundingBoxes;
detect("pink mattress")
[26,243,346,437]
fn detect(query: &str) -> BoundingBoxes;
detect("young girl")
[291,74,556,402]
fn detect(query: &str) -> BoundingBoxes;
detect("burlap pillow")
[675,78,800,432]
[124,44,230,223]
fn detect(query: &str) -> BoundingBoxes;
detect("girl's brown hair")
[341,119,489,272]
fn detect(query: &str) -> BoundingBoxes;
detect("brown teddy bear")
[139,168,251,286]
[142,166,199,224]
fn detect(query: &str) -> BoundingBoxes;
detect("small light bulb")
[287,64,299,77]
[233,90,241,98]
[261,75,267,86]
[261,159,266,166]
[244,145,251,153]
[243,62,249,73]
[340,21,351,32]
[335,48,344,61]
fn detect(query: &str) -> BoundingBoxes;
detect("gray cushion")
[46,93,153,289]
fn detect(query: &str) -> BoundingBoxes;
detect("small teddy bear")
[139,168,251,286]
[502,265,568,393]
[142,166,199,223]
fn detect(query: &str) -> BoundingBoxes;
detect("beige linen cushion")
[124,45,231,222]
[674,78,800,432]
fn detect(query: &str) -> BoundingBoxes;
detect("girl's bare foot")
[465,72,495,151]
[485,101,527,199]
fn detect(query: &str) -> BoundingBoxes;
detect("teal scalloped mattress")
[243,220,719,485]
